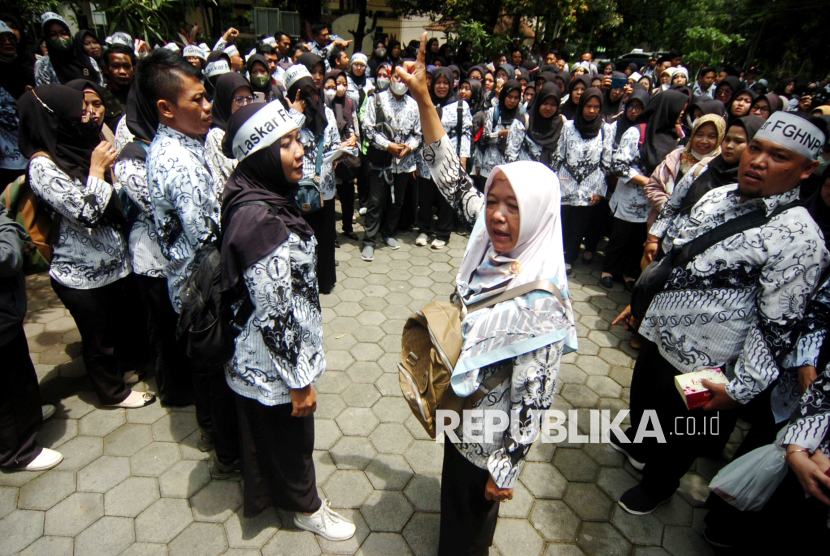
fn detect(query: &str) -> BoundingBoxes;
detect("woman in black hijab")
[0,14,36,96]
[601,72,627,123]
[65,79,115,144]
[560,74,591,120]
[246,54,286,107]
[35,12,102,86]
[218,103,356,541]
[425,38,440,65]
[18,84,153,409]
[0,18,35,184]
[204,51,231,102]
[525,82,565,167]
[713,76,742,106]
[74,29,102,67]
[639,89,689,176]
[297,52,326,89]
[206,72,253,187]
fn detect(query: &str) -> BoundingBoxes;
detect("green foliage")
[100,0,190,45]
[683,26,745,68]
[1,0,69,43]
[444,21,515,63]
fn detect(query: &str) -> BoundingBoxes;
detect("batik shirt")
[114,116,133,153]
[639,185,830,404]
[783,364,830,458]
[113,158,167,278]
[226,230,325,405]
[551,120,613,207]
[0,86,26,170]
[35,55,104,87]
[417,100,472,180]
[290,106,341,201]
[29,157,130,289]
[146,124,221,311]
[649,161,710,252]
[505,116,542,164]
[478,106,512,178]
[363,90,422,174]
[609,123,650,223]
[204,127,236,193]
[422,135,569,489]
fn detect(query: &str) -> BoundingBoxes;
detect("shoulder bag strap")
[466,279,565,313]
[315,136,326,176]
[673,200,802,269]
[456,101,464,153]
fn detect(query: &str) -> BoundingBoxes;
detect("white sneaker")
[23,448,63,471]
[415,233,428,246]
[41,404,56,421]
[294,499,356,541]
[430,239,446,250]
[358,207,367,216]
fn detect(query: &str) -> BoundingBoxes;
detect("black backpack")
[175,201,273,366]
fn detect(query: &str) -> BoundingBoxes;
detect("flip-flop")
[107,392,156,409]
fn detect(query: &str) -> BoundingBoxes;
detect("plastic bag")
[709,432,788,512]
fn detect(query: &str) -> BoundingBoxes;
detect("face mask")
[324,89,336,103]
[251,75,270,88]
[375,48,386,58]
[376,78,390,91]
[51,37,72,52]
[390,80,408,96]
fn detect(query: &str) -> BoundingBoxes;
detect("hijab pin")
[30,89,54,114]
[510,261,521,274]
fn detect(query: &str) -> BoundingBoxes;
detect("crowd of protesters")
[2,11,830,552]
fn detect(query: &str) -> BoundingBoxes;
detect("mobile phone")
[611,77,627,89]
[254,92,265,103]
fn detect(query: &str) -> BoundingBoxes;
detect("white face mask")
[375,47,386,58]
[390,80,408,96]
[324,89,336,104]
[376,78,390,91]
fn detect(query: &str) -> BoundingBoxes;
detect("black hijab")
[561,75,591,120]
[120,85,158,162]
[43,18,100,85]
[204,51,231,101]
[212,72,251,131]
[679,115,765,214]
[74,30,99,60]
[496,64,515,82]
[752,93,784,115]
[638,89,689,175]
[714,76,742,105]
[462,78,486,115]
[497,79,522,126]
[324,70,352,137]
[220,103,314,292]
[615,88,650,145]
[527,82,563,166]
[246,54,286,109]
[287,71,327,137]
[0,14,36,99]
[575,87,604,139]
[430,67,459,118]
[774,77,796,97]
[728,89,757,120]
[297,52,325,76]
[17,84,101,181]
[600,72,626,122]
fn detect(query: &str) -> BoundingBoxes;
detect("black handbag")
[366,93,394,167]
[295,138,326,214]
[630,199,801,320]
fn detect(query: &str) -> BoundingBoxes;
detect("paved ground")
[0,209,745,556]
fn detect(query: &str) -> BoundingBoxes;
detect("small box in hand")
[675,368,729,410]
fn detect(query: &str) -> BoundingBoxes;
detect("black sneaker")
[607,430,645,471]
[197,430,215,452]
[600,275,615,289]
[618,485,673,515]
[703,526,735,548]
[210,458,241,480]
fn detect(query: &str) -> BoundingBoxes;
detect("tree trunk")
[511,14,521,37]
[348,0,378,54]
[484,0,503,31]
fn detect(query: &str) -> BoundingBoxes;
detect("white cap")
[183,44,206,61]
[231,101,299,161]
[40,12,68,29]
[110,32,132,47]
[755,111,826,161]
[284,64,312,91]
[205,59,231,78]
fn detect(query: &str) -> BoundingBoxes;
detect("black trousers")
[190,358,239,465]
[335,163,358,234]
[583,198,613,253]
[626,340,738,499]
[358,155,370,206]
[303,201,337,294]
[133,274,194,406]
[561,204,593,265]
[362,170,413,244]
[438,440,500,556]
[0,328,43,468]
[398,170,418,232]
[236,395,321,517]
[416,176,453,242]
[51,277,130,405]
[603,217,647,279]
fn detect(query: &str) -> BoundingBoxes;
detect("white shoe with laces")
[415,233,428,246]
[294,499,356,541]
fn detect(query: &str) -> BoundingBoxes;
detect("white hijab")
[452,161,579,396]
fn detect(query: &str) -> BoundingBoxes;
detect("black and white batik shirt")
[363,90,422,174]
[609,124,650,223]
[551,120,613,207]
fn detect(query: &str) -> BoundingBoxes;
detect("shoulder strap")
[636,123,647,147]
[466,279,565,313]
[493,105,500,127]
[456,101,464,152]
[673,200,802,269]
[315,137,326,175]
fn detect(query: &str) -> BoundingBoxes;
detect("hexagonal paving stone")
[135,497,193,543]
[130,441,181,477]
[661,526,715,556]
[74,515,135,556]
[360,491,413,532]
[356,532,411,555]
[77,455,130,492]
[529,500,580,542]
[596,467,639,501]
[315,371,352,394]
[17,535,74,556]
[329,436,377,470]
[125,400,171,424]
[36,416,78,449]
[159,459,211,498]
[608,366,633,388]
[18,470,76,510]
[104,423,153,456]
[341,383,382,408]
[371,396,411,424]
[598,347,633,367]
[576,522,632,556]
[586,376,623,399]
[652,495,693,527]
[370,423,414,455]
[553,448,599,482]
[347,361,384,383]
[104,476,159,517]
[677,473,710,508]
[151,411,199,442]
[56,435,103,471]
[79,409,126,437]
[336,407,379,437]
[401,512,439,556]
[493,518,545,556]
[315,394,346,420]
[497,480,534,519]
[404,440,443,475]
[375,374,405,398]
[0,510,44,556]
[261,529,321,556]
[0,486,16,520]
[362,452,413,491]
[313,419,342,451]
[350,343,384,362]
[560,384,600,408]
[324,470,373,509]
[223,507,280,549]
[313,450,337,486]
[190,480,243,523]
[610,505,664,545]
[564,483,614,521]
[575,356,611,377]
[520,462,567,499]
[169,522,228,556]
[44,491,103,536]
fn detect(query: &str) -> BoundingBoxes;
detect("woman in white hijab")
[396,34,578,555]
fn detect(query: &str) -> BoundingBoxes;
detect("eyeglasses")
[752,105,770,114]
[232,96,254,107]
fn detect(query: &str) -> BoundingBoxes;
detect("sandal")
[107,392,156,409]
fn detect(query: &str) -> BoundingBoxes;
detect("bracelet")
[783,448,811,461]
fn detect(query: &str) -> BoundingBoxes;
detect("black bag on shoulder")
[175,201,278,366]
[630,200,801,321]
[366,93,394,167]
